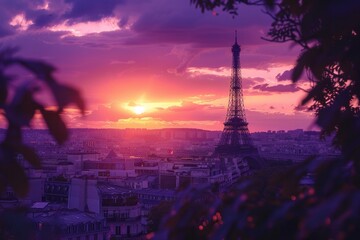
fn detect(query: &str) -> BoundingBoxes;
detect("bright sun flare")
[133,105,145,115]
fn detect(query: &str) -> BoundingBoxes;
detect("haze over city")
[0,0,314,131]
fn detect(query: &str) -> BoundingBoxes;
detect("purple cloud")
[242,77,266,89]
[294,105,311,112]
[253,83,299,93]
[276,69,293,81]
[276,68,309,82]
[63,0,123,23]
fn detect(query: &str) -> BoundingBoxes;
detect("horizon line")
[0,127,317,133]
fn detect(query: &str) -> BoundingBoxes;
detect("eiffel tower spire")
[215,32,256,155]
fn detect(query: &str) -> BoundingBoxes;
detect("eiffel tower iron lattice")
[215,32,257,156]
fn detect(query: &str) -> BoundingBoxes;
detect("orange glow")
[133,105,145,115]
[122,101,182,114]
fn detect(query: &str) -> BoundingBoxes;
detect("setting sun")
[133,105,145,115]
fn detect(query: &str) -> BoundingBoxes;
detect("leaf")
[293,47,322,83]
[292,54,306,83]
[4,123,22,146]
[41,109,68,145]
[0,74,8,106]
[301,80,327,106]
[210,196,244,240]
[0,208,36,239]
[264,0,276,10]
[315,106,338,130]
[49,83,85,115]
[303,194,345,232]
[12,58,57,84]
[315,90,351,129]
[5,85,40,127]
[267,201,295,228]
[300,10,321,41]
[0,145,29,197]
[16,145,41,169]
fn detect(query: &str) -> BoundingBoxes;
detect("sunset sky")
[0,0,315,132]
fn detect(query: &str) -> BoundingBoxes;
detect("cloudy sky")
[0,0,315,132]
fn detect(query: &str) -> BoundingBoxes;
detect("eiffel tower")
[215,32,258,157]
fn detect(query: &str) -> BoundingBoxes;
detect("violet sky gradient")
[0,0,314,132]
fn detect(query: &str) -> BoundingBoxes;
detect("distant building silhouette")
[214,32,261,169]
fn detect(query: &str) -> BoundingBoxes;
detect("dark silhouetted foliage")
[148,201,174,233]
[0,47,84,238]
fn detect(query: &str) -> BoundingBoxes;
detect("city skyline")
[0,0,314,132]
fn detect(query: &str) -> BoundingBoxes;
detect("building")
[29,205,107,240]
[68,178,145,239]
[98,183,144,239]
[43,176,70,204]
